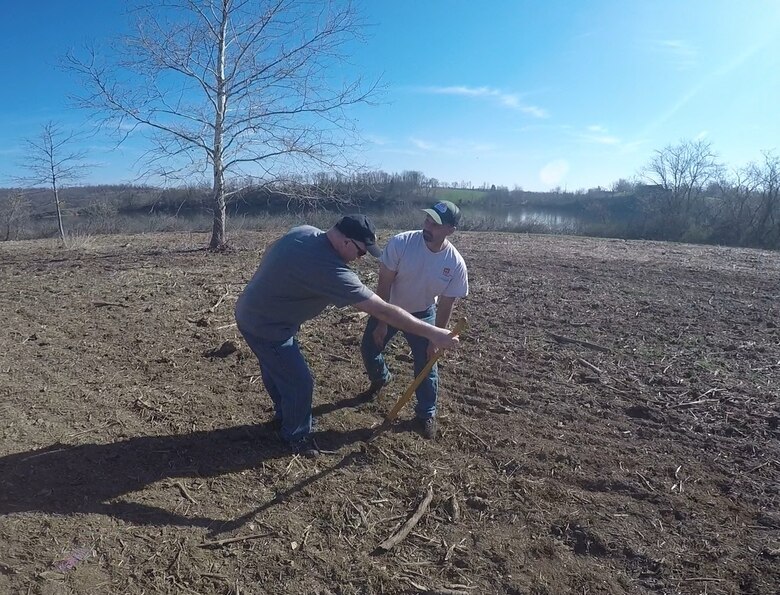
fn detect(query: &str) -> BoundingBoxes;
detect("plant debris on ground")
[1,230,778,594]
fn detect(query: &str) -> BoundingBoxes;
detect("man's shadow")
[0,423,368,532]
[312,393,374,417]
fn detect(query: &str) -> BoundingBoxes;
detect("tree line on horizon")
[1,138,778,250]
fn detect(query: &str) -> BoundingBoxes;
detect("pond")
[461,205,585,231]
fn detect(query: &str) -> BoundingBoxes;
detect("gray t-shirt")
[235,225,374,341]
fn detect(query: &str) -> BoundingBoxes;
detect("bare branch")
[66,0,377,249]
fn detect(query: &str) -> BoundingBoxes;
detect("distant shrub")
[680,224,714,245]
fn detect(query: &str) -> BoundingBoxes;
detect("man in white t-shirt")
[359,200,469,439]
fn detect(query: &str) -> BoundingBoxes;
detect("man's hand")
[428,327,459,352]
[372,322,388,349]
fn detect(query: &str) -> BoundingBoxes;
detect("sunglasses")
[348,238,367,257]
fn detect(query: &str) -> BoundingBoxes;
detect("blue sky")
[1,0,779,191]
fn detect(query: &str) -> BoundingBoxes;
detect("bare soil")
[1,230,779,595]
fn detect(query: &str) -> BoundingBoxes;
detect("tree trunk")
[208,1,229,251]
[209,176,226,250]
[53,183,65,243]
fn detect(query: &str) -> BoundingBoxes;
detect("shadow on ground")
[0,423,369,530]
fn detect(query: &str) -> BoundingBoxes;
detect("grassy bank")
[8,206,570,245]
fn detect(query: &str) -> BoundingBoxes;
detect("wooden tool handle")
[384,318,468,422]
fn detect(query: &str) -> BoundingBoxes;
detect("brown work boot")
[358,374,392,401]
[415,417,437,440]
[288,435,320,458]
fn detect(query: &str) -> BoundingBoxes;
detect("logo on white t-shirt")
[443,267,451,276]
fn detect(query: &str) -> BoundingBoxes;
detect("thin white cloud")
[425,86,549,118]
[575,125,621,146]
[432,86,491,97]
[470,142,495,153]
[539,159,569,186]
[408,136,496,155]
[617,139,647,155]
[515,123,556,133]
[378,147,420,157]
[650,39,699,70]
[584,133,621,145]
[410,137,436,151]
[365,134,390,146]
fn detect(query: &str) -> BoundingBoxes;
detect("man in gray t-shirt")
[235,215,460,457]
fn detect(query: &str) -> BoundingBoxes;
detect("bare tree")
[68,0,377,250]
[641,139,723,219]
[0,192,30,241]
[610,178,636,193]
[17,122,90,243]
[741,151,780,246]
[716,169,755,244]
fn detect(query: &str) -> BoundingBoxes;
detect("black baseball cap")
[335,214,382,257]
[422,200,461,227]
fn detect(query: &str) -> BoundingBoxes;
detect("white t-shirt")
[381,230,468,313]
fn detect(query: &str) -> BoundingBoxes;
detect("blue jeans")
[239,328,313,443]
[360,305,438,419]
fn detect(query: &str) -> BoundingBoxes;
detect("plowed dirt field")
[1,230,778,594]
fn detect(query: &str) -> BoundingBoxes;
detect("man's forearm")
[357,295,437,340]
[375,265,395,302]
[355,294,458,352]
[376,302,436,338]
[435,306,453,328]
[435,298,456,328]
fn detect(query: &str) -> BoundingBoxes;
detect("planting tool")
[368,317,467,441]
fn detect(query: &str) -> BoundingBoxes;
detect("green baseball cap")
[422,200,461,227]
